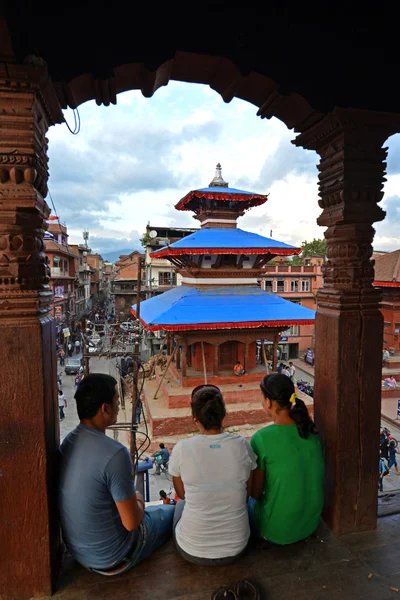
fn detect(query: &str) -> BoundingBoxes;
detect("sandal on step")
[211,587,238,600]
[234,579,260,599]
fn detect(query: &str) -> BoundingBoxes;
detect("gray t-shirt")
[59,424,138,569]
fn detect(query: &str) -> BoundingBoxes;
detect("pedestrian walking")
[75,373,82,390]
[67,342,73,357]
[58,389,67,420]
[59,349,65,366]
[388,441,400,475]
[75,339,81,355]
[288,361,296,382]
[379,453,389,492]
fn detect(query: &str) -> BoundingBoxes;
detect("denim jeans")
[59,406,65,420]
[129,504,175,567]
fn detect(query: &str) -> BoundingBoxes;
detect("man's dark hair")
[74,373,117,420]
[159,490,167,498]
[159,443,165,449]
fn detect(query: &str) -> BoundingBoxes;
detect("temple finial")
[209,163,229,187]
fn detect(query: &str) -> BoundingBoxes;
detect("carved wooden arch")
[54,51,324,134]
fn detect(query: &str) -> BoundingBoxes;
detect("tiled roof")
[44,239,77,257]
[374,249,400,283]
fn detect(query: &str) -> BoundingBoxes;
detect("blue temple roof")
[195,186,259,195]
[132,286,315,331]
[151,228,300,257]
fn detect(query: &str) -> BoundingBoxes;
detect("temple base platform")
[142,365,313,440]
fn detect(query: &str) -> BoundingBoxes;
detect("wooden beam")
[261,339,269,373]
[213,344,219,376]
[201,341,208,384]
[153,347,177,400]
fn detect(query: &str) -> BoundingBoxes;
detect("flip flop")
[211,587,238,600]
[234,579,260,599]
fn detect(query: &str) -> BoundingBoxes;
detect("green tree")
[140,233,151,248]
[290,238,326,264]
[301,238,326,258]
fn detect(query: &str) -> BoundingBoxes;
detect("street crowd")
[379,427,400,492]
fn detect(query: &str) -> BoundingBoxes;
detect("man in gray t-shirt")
[59,373,175,571]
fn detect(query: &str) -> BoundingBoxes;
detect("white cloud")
[47,81,400,255]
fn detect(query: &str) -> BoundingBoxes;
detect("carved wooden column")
[295,108,400,534]
[181,339,188,377]
[176,343,181,370]
[0,59,63,598]
[213,344,219,376]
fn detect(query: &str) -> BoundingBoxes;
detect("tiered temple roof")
[134,165,315,331]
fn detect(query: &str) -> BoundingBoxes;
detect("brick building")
[374,249,400,351]
[111,251,145,320]
[259,256,323,358]
[44,222,77,325]
[69,244,91,318]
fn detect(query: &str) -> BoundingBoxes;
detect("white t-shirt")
[289,365,296,377]
[169,433,257,559]
[58,393,65,408]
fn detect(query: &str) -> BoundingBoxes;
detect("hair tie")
[289,393,296,404]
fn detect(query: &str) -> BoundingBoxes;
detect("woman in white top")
[169,384,257,566]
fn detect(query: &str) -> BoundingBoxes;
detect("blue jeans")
[129,504,175,566]
[247,497,268,541]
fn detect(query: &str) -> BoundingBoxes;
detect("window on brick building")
[158,272,176,286]
[290,279,299,292]
[264,278,273,292]
[301,280,310,292]
[277,279,284,293]
[282,325,300,336]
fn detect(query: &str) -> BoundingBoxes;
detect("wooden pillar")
[272,335,279,372]
[213,344,219,376]
[295,108,400,534]
[181,339,188,377]
[244,342,249,372]
[176,343,181,370]
[0,56,64,597]
[167,333,172,356]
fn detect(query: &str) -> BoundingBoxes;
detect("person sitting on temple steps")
[249,373,324,544]
[169,384,257,566]
[58,373,175,575]
[233,361,246,376]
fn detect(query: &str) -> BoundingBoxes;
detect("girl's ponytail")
[260,373,317,439]
[290,396,317,439]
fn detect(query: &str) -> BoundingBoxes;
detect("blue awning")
[151,227,300,257]
[132,286,315,331]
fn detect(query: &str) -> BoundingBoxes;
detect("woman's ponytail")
[290,397,317,439]
[260,373,317,439]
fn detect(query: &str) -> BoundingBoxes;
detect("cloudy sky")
[47,82,400,258]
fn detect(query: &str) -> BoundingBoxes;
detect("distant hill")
[101,248,140,264]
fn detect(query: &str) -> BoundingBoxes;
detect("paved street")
[58,354,118,441]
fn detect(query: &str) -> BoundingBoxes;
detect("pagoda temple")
[134,165,315,437]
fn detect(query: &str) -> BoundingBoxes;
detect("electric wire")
[63,107,81,135]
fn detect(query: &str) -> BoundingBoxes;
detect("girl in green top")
[249,373,324,545]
